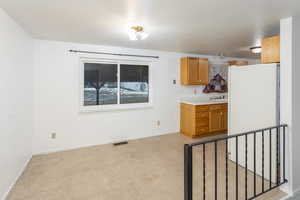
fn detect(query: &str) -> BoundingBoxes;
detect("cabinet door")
[187,57,200,84]
[198,59,209,84]
[221,109,228,130]
[181,57,209,85]
[209,110,223,132]
[261,36,280,64]
[180,103,195,137]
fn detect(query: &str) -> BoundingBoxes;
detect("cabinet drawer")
[196,112,209,119]
[196,118,209,127]
[196,105,209,111]
[196,127,209,134]
[209,105,223,110]
[209,104,227,111]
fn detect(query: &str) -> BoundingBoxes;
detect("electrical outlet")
[51,133,56,139]
[193,89,197,95]
[173,80,176,84]
[157,120,161,127]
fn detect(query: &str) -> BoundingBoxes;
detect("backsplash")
[203,74,227,93]
[209,63,228,81]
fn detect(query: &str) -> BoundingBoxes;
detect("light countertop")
[179,95,228,105]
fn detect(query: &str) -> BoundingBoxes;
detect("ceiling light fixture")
[250,46,262,54]
[128,26,149,41]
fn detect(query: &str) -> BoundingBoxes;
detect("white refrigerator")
[228,63,279,182]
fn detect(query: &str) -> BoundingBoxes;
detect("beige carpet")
[7,133,286,200]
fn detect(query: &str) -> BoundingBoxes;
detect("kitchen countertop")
[180,96,228,105]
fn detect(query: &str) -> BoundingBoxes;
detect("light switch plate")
[51,133,56,139]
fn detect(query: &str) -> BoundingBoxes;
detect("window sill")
[79,103,153,113]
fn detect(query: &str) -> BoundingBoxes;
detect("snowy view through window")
[84,63,149,106]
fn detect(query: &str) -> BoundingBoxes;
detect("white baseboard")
[34,131,177,156]
[1,156,32,200]
[280,187,300,200]
[281,184,292,195]
[292,187,300,199]
[280,195,293,200]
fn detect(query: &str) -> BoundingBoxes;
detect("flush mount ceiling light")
[128,26,149,41]
[250,46,262,54]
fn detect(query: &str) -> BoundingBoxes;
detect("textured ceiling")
[1,0,299,58]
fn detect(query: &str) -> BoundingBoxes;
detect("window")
[120,64,149,104]
[80,58,152,111]
[84,63,118,106]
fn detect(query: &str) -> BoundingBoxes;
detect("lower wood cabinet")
[209,104,228,133]
[180,103,227,138]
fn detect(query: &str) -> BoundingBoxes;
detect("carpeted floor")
[6,133,286,200]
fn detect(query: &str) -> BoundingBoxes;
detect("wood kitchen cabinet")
[261,35,280,64]
[228,60,249,66]
[209,104,227,132]
[180,103,227,138]
[180,57,209,85]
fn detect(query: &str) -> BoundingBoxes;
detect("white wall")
[280,16,300,198]
[280,17,294,195]
[291,15,300,197]
[228,64,278,182]
[0,8,34,200]
[33,40,257,154]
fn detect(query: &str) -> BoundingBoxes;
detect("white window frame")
[79,57,153,112]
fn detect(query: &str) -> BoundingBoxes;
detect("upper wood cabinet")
[261,36,280,64]
[228,60,249,66]
[180,57,209,85]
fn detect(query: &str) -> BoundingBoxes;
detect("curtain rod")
[68,50,159,59]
